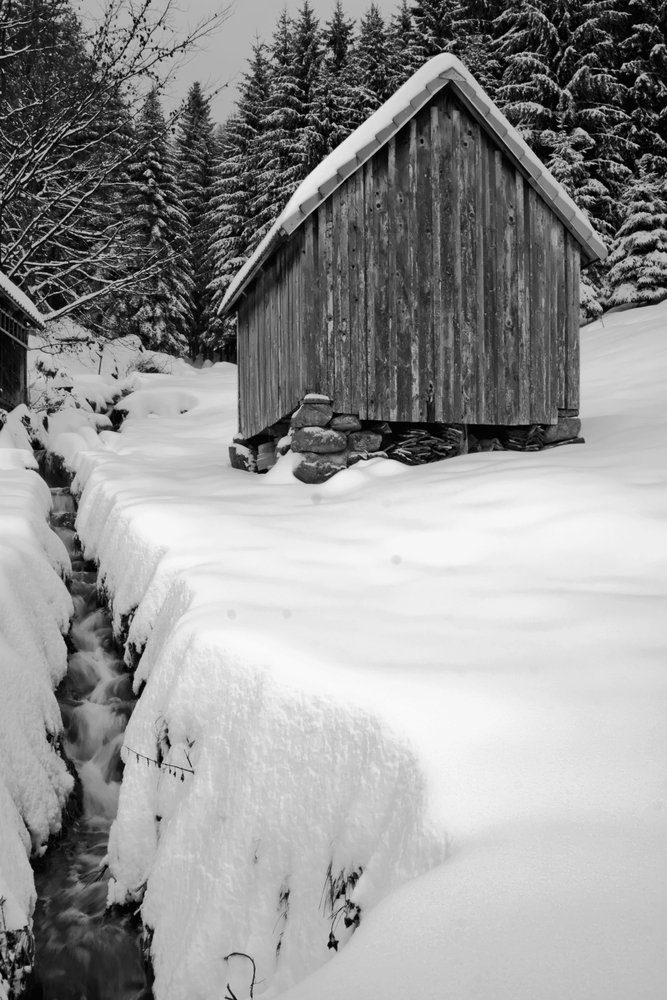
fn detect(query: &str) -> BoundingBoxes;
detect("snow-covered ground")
[29,318,190,417]
[0,419,73,994]
[53,303,667,1000]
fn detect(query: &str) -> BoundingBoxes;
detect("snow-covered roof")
[221,54,607,315]
[0,270,44,327]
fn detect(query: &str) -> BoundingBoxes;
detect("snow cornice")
[221,54,607,316]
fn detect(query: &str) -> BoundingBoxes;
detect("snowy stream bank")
[0,411,149,999]
[0,461,72,1000]
[27,485,147,1000]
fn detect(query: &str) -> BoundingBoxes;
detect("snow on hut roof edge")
[0,270,45,327]
[221,54,608,315]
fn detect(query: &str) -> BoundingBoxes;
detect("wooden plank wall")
[0,328,28,411]
[238,88,582,439]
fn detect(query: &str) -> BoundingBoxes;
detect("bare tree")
[0,0,232,324]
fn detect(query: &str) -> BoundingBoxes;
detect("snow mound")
[28,317,190,417]
[0,467,74,949]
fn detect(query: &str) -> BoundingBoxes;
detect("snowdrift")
[55,303,667,1000]
[28,317,190,418]
[0,447,73,995]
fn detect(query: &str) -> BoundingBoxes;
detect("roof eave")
[0,275,45,328]
[221,227,289,316]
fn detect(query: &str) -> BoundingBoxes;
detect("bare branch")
[0,0,233,317]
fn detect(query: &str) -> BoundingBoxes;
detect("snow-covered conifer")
[355,5,395,115]
[254,4,323,240]
[175,82,217,358]
[411,0,462,61]
[495,0,630,241]
[254,12,301,233]
[324,0,356,75]
[293,0,324,104]
[112,90,192,354]
[388,0,421,87]
[604,155,667,307]
[454,0,504,94]
[207,43,271,355]
[307,2,361,164]
[618,0,667,158]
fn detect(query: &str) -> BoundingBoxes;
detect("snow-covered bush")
[125,354,177,376]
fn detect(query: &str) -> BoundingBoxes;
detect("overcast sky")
[155,0,402,123]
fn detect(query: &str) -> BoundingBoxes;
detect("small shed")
[0,271,44,411]
[221,54,607,447]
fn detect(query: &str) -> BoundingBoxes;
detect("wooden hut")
[0,271,44,411]
[221,54,607,463]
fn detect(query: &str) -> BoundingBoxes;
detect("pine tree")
[288,0,324,175]
[618,0,667,158]
[604,155,667,307]
[0,0,222,323]
[494,0,631,241]
[307,1,361,164]
[411,0,462,61]
[113,90,192,353]
[324,0,356,75]
[494,0,638,320]
[254,4,322,241]
[389,1,421,88]
[308,68,362,165]
[454,0,504,94]
[1,0,128,312]
[175,82,217,358]
[355,5,395,116]
[252,10,300,241]
[207,42,271,356]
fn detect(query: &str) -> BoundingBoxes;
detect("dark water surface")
[27,488,148,1000]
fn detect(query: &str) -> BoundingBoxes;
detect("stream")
[26,486,149,1000]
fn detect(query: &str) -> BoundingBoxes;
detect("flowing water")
[27,487,149,1000]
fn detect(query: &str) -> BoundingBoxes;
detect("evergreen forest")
[3,0,667,359]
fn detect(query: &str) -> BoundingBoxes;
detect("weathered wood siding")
[238,88,581,439]
[0,309,28,411]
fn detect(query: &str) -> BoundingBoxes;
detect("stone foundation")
[229,397,583,484]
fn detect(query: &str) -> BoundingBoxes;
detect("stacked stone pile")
[289,394,388,484]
